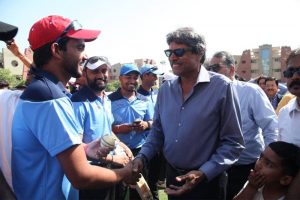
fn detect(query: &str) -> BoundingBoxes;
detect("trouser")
[166,162,227,200]
[226,162,255,200]
[147,152,165,200]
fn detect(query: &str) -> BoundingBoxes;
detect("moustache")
[289,79,300,88]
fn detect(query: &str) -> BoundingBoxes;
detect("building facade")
[235,44,291,82]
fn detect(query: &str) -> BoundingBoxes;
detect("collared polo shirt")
[108,88,152,149]
[72,86,114,143]
[11,69,82,200]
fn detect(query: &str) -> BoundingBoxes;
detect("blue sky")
[1,0,300,70]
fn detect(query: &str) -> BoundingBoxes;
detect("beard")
[88,78,107,92]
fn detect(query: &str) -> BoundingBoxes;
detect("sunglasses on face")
[283,67,300,78]
[207,64,222,72]
[56,20,82,43]
[164,47,194,57]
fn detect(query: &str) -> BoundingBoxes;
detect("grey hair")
[212,51,235,67]
[166,27,206,64]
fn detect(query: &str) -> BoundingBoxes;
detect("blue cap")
[120,64,140,76]
[140,64,164,76]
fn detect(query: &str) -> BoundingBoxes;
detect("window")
[241,60,246,64]
[11,60,18,67]
[251,59,257,63]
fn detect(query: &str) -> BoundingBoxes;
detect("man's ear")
[51,43,63,60]
[280,175,293,186]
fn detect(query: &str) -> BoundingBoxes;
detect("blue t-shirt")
[108,88,152,149]
[72,86,114,143]
[11,70,82,200]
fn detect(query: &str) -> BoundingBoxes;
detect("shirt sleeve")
[251,87,278,146]
[199,83,245,180]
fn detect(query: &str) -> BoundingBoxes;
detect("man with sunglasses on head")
[278,48,300,147]
[132,27,244,200]
[209,51,278,200]
[11,15,139,200]
[71,56,133,199]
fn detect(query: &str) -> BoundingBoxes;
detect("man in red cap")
[11,15,139,200]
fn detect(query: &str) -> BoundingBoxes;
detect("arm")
[200,83,244,180]
[6,40,32,68]
[252,87,278,145]
[233,170,265,200]
[57,144,139,189]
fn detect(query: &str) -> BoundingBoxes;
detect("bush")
[0,68,24,89]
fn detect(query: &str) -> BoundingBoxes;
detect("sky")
[1,0,300,71]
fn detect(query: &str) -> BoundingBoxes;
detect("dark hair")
[166,27,206,64]
[33,37,70,68]
[265,76,278,86]
[269,141,300,177]
[212,51,235,67]
[286,48,300,65]
[256,75,268,84]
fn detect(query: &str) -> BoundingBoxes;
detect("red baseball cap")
[28,15,100,50]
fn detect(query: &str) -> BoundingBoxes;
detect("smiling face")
[119,72,139,92]
[84,64,109,93]
[168,42,201,78]
[61,39,86,78]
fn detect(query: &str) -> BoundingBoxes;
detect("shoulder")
[71,87,94,102]
[108,89,122,102]
[21,78,66,102]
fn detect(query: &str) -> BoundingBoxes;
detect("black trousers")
[166,162,227,200]
[226,162,255,200]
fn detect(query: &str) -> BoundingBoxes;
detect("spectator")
[209,51,278,200]
[278,48,300,147]
[265,77,283,110]
[11,15,138,200]
[233,141,300,200]
[109,63,153,199]
[71,56,133,199]
[133,27,244,200]
[137,64,164,199]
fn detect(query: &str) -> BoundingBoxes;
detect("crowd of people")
[0,15,300,200]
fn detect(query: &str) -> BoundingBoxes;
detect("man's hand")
[165,170,205,196]
[132,157,144,175]
[85,139,112,160]
[118,141,133,160]
[112,155,130,167]
[122,161,141,185]
[131,120,150,132]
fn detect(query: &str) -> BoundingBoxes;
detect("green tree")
[0,68,24,88]
[106,80,120,92]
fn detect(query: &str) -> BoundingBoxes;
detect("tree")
[106,80,120,92]
[0,68,24,89]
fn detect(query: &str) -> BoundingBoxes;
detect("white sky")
[1,0,300,70]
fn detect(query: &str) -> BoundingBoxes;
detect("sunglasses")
[56,20,82,43]
[84,56,111,69]
[207,64,222,72]
[283,67,300,78]
[164,47,194,57]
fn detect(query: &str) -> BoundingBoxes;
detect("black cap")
[0,21,18,42]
